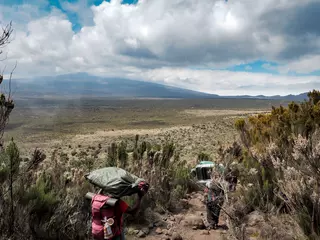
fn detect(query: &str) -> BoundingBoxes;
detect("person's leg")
[206,201,217,229]
[112,235,121,240]
[212,197,224,227]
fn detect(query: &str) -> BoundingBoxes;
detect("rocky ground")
[125,191,228,240]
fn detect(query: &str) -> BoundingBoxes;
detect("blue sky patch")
[226,60,279,74]
[3,0,138,32]
[190,60,280,74]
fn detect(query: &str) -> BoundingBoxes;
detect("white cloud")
[0,0,319,95]
[60,0,95,26]
[278,55,320,74]
[127,67,320,96]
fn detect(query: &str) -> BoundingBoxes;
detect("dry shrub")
[223,90,320,239]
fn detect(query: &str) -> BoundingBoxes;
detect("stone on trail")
[181,215,205,229]
[173,214,184,224]
[141,227,150,235]
[171,232,183,240]
[137,230,146,238]
[201,230,210,235]
[165,228,173,236]
[156,228,163,234]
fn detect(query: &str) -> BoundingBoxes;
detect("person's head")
[212,171,220,181]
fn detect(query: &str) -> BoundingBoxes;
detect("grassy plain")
[4,97,288,163]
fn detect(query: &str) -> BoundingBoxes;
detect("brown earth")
[126,191,227,240]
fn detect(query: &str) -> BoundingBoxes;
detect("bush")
[224,90,320,239]
[23,172,59,216]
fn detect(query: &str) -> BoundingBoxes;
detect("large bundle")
[85,167,146,198]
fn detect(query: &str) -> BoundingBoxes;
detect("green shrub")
[24,172,59,216]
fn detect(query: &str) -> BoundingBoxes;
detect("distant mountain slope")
[12,73,217,99]
[226,92,309,101]
[10,72,310,100]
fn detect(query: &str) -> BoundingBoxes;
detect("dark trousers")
[206,197,224,227]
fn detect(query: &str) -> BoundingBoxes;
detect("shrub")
[23,172,59,216]
[224,90,320,239]
[197,152,211,162]
[118,141,128,168]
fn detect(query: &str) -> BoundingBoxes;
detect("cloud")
[0,0,319,95]
[59,0,95,26]
[277,55,320,74]
[126,67,320,96]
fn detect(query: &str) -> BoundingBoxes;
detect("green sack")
[84,167,145,198]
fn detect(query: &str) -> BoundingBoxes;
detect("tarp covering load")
[85,167,146,198]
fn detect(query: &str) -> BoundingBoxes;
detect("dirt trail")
[128,191,227,240]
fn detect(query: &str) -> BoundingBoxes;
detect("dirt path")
[127,191,227,240]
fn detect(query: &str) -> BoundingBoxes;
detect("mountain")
[10,72,309,100]
[11,72,217,99]
[226,92,309,101]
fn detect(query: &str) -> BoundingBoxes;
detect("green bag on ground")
[84,167,145,198]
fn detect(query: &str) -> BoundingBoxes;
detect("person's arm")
[125,194,143,215]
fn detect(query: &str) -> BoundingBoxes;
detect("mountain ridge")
[10,72,309,101]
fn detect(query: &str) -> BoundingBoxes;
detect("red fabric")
[118,200,129,213]
[115,200,129,235]
[91,195,129,239]
[91,194,112,239]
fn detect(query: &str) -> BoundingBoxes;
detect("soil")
[126,191,227,240]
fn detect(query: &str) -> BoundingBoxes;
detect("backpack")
[91,194,121,240]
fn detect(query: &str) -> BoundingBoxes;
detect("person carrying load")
[85,167,149,240]
[204,172,225,230]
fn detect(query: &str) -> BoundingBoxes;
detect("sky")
[0,0,319,96]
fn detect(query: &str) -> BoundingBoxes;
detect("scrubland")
[4,95,319,240]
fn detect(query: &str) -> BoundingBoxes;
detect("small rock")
[171,232,182,240]
[141,227,150,235]
[137,231,146,238]
[182,215,205,229]
[192,226,197,230]
[166,229,173,236]
[148,223,154,229]
[127,227,136,235]
[156,228,163,234]
[194,193,202,199]
[201,230,210,235]
[175,215,184,224]
[169,216,175,222]
[133,230,140,235]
